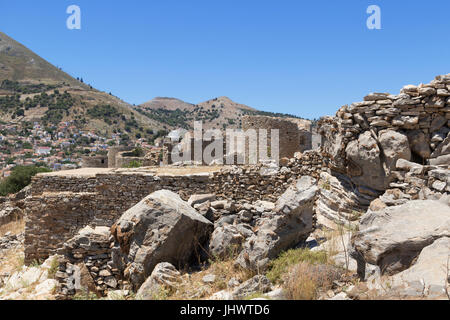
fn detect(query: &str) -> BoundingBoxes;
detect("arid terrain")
[0,31,449,302]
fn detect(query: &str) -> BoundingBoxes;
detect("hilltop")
[138,96,305,130]
[0,31,165,142]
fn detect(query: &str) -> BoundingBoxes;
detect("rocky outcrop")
[236,176,318,271]
[0,255,60,300]
[315,172,375,228]
[353,199,450,275]
[111,190,213,289]
[386,237,450,298]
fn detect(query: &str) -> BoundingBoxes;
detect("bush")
[266,248,328,284]
[0,165,51,196]
[123,160,142,168]
[122,147,145,157]
[283,262,342,300]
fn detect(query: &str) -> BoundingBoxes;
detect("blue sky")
[1,0,449,119]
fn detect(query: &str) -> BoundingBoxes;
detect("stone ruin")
[161,116,313,165]
[82,146,162,169]
[242,115,313,157]
[3,74,449,300]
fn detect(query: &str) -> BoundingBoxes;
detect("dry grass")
[0,218,25,238]
[168,258,254,300]
[0,248,25,276]
[283,262,341,300]
[266,248,329,284]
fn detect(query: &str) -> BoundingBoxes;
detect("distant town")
[0,120,157,178]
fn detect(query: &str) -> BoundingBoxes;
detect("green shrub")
[122,147,145,157]
[123,160,142,168]
[266,248,328,284]
[0,165,51,196]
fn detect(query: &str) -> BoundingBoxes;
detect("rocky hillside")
[138,96,305,130]
[0,31,164,139]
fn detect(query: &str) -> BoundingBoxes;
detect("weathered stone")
[371,237,450,299]
[202,274,216,284]
[136,262,181,300]
[209,225,247,259]
[345,131,387,191]
[353,200,450,275]
[236,177,318,271]
[232,275,272,299]
[429,154,450,166]
[396,159,424,174]
[379,130,411,171]
[111,190,213,289]
[407,130,431,159]
[430,115,447,132]
[188,194,216,207]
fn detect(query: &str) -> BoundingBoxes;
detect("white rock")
[209,290,234,300]
[34,279,58,296]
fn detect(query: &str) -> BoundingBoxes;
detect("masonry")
[242,115,312,159]
[23,150,327,264]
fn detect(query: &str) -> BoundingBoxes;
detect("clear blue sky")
[1,0,449,119]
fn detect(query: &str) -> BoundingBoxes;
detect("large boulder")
[235,176,318,271]
[345,131,387,191]
[111,190,213,289]
[378,130,411,171]
[353,199,450,275]
[387,237,450,298]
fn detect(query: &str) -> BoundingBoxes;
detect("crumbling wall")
[81,156,108,168]
[318,74,450,192]
[24,150,327,264]
[242,115,312,159]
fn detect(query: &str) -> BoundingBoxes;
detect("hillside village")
[0,119,161,178]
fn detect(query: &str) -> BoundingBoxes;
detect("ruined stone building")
[161,116,313,165]
[241,115,312,159]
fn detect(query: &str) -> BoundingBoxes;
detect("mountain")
[0,31,164,142]
[138,96,255,130]
[138,96,304,131]
[0,32,82,87]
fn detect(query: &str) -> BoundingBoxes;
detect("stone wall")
[242,115,312,158]
[24,150,327,264]
[318,74,450,192]
[81,156,108,168]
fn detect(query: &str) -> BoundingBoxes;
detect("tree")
[0,165,51,196]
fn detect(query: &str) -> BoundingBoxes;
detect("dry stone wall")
[24,150,327,264]
[242,115,312,158]
[319,74,450,192]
